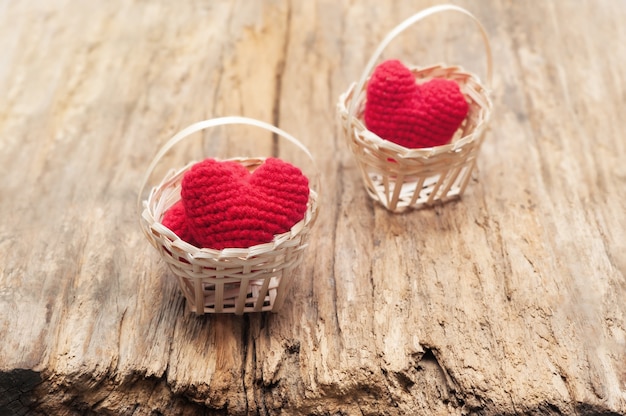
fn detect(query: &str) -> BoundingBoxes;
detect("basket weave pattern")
[140,158,319,315]
[338,64,492,212]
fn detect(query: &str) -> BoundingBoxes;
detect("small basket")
[337,5,493,213]
[138,117,319,315]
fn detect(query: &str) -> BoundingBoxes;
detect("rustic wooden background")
[1,1,625,415]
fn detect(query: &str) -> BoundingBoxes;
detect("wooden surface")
[1,1,625,415]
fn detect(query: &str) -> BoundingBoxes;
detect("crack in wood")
[270,0,292,157]
[0,369,42,416]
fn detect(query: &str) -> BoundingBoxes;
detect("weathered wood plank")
[0,0,625,415]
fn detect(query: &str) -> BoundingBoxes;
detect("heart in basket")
[364,59,469,149]
[163,157,310,250]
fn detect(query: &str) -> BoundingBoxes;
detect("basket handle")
[347,4,492,123]
[137,116,316,215]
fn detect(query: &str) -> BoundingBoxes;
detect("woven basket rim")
[338,63,493,159]
[140,157,319,261]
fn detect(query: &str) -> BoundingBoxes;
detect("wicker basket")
[337,5,493,213]
[138,117,319,315]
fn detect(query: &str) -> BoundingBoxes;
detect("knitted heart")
[162,200,197,246]
[364,59,469,148]
[180,157,309,250]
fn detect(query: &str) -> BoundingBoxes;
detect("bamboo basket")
[337,5,493,213]
[138,117,319,315]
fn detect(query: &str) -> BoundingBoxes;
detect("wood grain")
[1,0,625,415]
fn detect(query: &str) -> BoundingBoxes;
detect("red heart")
[176,158,309,250]
[364,59,469,148]
[162,200,198,246]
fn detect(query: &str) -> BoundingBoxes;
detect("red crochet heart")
[364,59,469,148]
[178,157,309,250]
[162,200,197,246]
